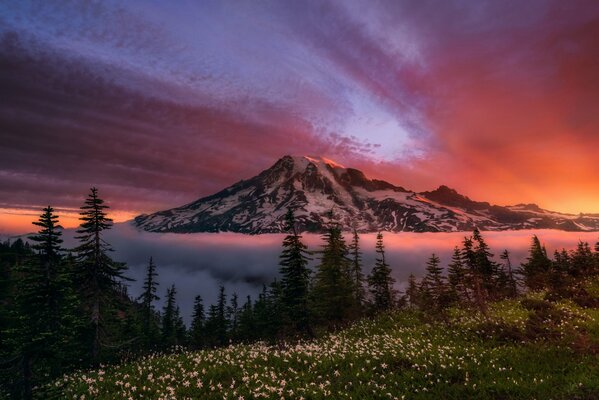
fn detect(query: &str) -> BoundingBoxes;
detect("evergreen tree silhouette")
[137,257,160,348]
[367,232,396,312]
[74,187,130,363]
[278,208,312,334]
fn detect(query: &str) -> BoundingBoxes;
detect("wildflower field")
[52,294,599,400]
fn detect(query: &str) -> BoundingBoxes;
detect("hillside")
[134,155,599,234]
[55,292,599,399]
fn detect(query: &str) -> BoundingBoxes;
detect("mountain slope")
[134,155,599,233]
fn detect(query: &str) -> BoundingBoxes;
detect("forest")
[1,188,598,399]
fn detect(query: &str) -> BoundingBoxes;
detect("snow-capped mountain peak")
[134,155,599,234]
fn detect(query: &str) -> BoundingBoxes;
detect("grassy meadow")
[52,290,599,400]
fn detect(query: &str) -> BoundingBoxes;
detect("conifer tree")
[519,235,551,290]
[190,295,205,349]
[161,284,178,348]
[174,306,187,346]
[349,227,366,310]
[447,246,470,303]
[311,221,354,325]
[462,236,487,314]
[550,249,570,295]
[278,208,312,334]
[570,241,595,278]
[237,296,255,342]
[227,292,240,341]
[10,207,80,398]
[420,253,447,310]
[138,257,160,348]
[405,273,420,309]
[205,286,229,346]
[367,232,396,312]
[252,285,270,339]
[499,250,518,298]
[74,187,130,363]
[267,279,285,339]
[472,228,497,296]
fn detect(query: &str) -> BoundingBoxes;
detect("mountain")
[134,155,599,233]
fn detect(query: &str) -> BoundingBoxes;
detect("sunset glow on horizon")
[2,1,599,234]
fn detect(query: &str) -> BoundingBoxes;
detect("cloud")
[1,0,599,234]
[49,224,599,323]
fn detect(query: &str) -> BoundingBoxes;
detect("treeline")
[0,188,133,399]
[406,229,599,315]
[1,190,599,399]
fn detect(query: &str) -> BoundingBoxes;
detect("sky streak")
[1,0,599,233]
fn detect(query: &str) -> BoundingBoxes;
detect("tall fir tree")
[204,286,229,347]
[367,232,396,312]
[472,228,497,296]
[10,207,81,398]
[499,250,518,298]
[74,187,130,363]
[549,249,570,295]
[252,285,270,339]
[462,236,487,314]
[349,227,366,311]
[174,306,187,346]
[447,246,470,303]
[190,295,205,349]
[278,208,312,334]
[570,241,595,278]
[237,295,255,342]
[137,257,160,348]
[420,253,447,310]
[161,284,178,348]
[310,220,354,326]
[227,292,240,341]
[405,273,420,309]
[518,235,551,290]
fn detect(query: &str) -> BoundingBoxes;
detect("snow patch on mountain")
[134,155,599,234]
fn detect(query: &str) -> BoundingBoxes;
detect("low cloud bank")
[54,224,599,323]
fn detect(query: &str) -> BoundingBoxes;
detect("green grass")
[53,296,599,399]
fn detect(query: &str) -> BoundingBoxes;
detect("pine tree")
[472,228,497,297]
[174,306,187,346]
[237,295,255,342]
[227,292,240,341]
[74,187,130,363]
[161,284,177,348]
[252,285,270,339]
[420,253,447,310]
[205,286,229,346]
[549,249,571,296]
[310,222,354,326]
[10,207,81,398]
[462,236,487,314]
[405,273,420,309]
[349,227,366,311]
[518,235,551,290]
[367,232,396,312]
[499,250,518,298]
[447,246,470,303]
[570,241,595,278]
[137,257,160,348]
[278,208,312,334]
[190,295,205,349]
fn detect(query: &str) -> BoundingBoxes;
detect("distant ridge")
[134,155,599,233]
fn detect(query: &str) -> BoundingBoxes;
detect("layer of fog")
[52,224,599,324]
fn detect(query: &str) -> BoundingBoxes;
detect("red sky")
[1,1,599,234]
